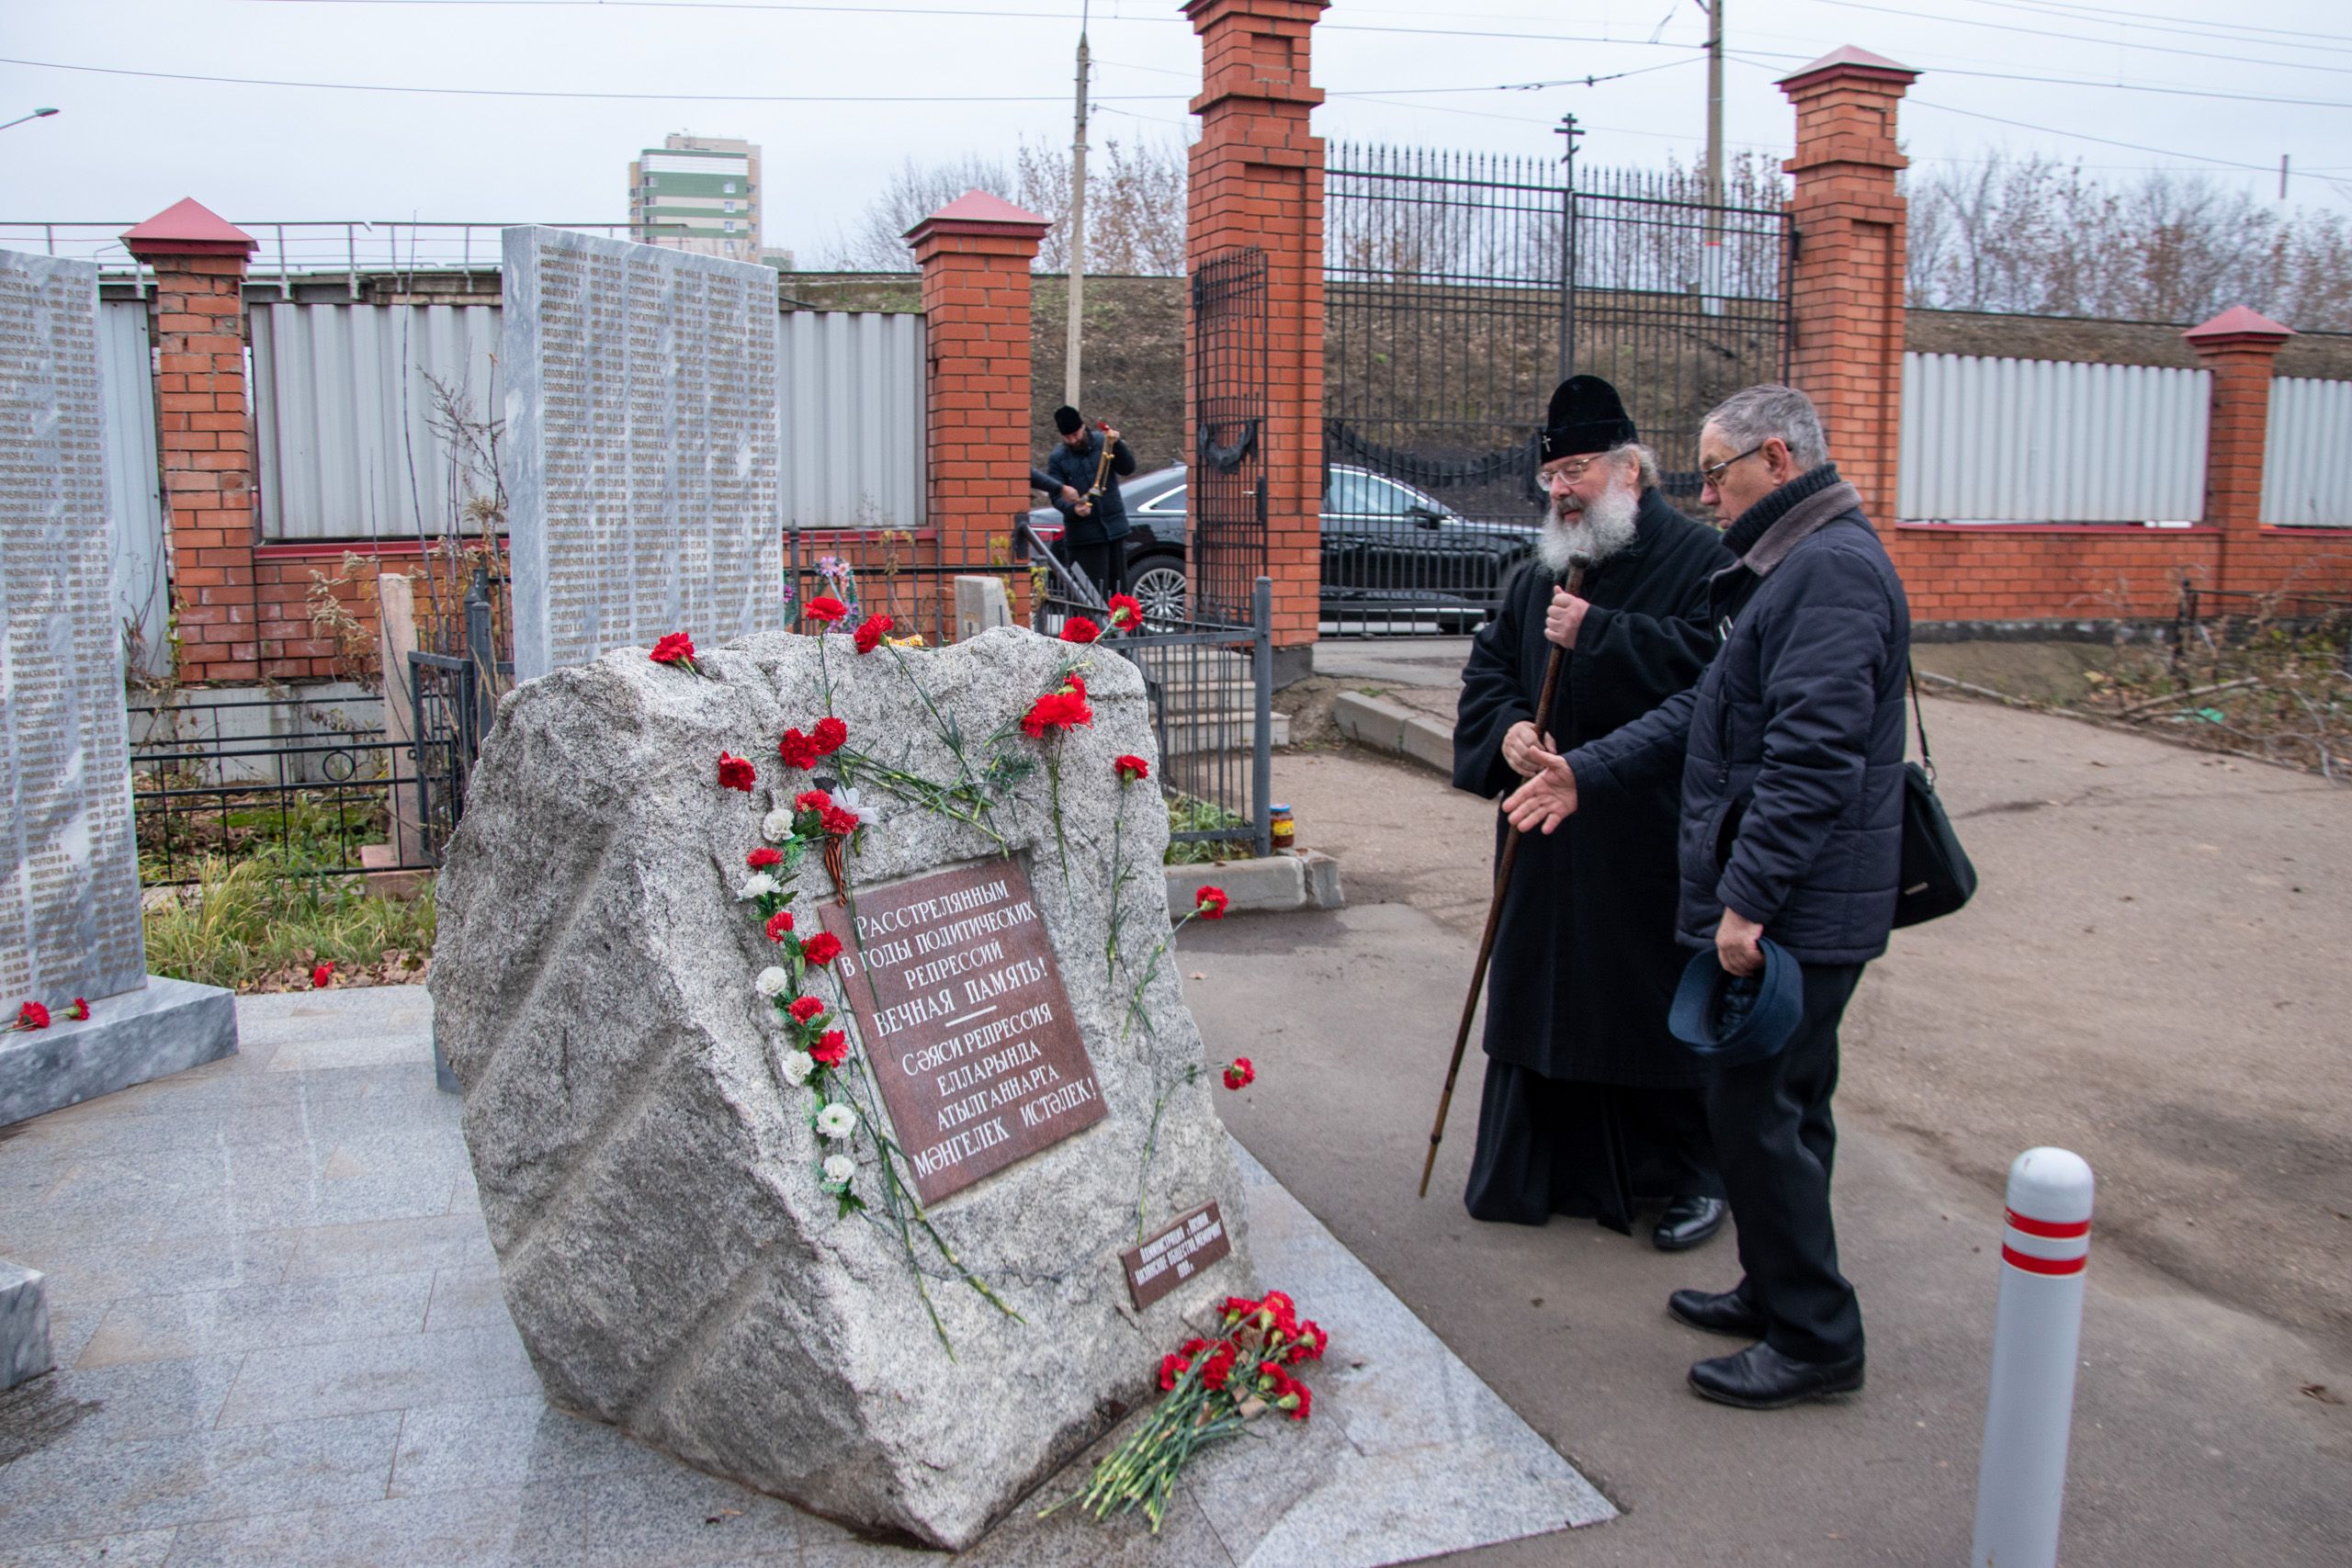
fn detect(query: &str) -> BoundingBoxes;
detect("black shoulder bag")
[1892,664,1978,929]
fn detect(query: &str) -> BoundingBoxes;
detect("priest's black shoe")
[1668,1286,1764,1338]
[1651,1195,1726,1251]
[1688,1342,1865,1410]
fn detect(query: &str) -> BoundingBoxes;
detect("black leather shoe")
[1668,1286,1765,1338]
[1652,1195,1727,1251]
[1688,1342,1865,1410]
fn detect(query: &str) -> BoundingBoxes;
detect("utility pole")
[1065,8,1091,408]
[1702,0,1724,315]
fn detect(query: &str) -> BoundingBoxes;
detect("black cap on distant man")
[1053,405,1085,436]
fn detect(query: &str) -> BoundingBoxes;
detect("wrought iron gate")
[1323,129,1792,634]
[1190,246,1269,626]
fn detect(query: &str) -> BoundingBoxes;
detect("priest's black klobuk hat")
[1541,374,1637,463]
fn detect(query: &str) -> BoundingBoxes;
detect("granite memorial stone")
[431,624,1252,1549]
[0,250,235,1125]
[501,227,784,682]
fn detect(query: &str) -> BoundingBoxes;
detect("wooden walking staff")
[1418,564,1583,1199]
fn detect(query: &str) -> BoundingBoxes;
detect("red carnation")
[788,996,824,1024]
[1281,1380,1313,1421]
[1020,682,1095,739]
[14,999,50,1031]
[311,962,335,990]
[1222,1056,1254,1090]
[1061,615,1102,645]
[1106,592,1143,632]
[1179,1336,1210,1358]
[810,1030,849,1067]
[1287,1319,1329,1364]
[1195,886,1229,919]
[765,910,797,942]
[779,729,819,769]
[1200,1343,1238,1392]
[812,716,848,756]
[67,998,89,1021]
[801,932,843,967]
[804,595,849,626]
[1158,1353,1192,1392]
[649,631,697,669]
[718,751,757,792]
[820,805,861,838]
[854,615,893,654]
[1114,753,1150,784]
[746,846,784,871]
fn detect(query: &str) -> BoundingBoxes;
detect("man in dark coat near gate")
[1452,374,1736,1250]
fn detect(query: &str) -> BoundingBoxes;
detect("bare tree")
[824,153,1017,270]
[1015,135,1189,275]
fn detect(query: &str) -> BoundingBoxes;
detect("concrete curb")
[1332,690,1454,777]
[1164,852,1344,916]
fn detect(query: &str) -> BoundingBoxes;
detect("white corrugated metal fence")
[1898,353,2210,524]
[98,299,170,677]
[2259,377,2352,526]
[249,301,924,541]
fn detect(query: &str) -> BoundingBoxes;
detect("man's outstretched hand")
[1501,749,1579,834]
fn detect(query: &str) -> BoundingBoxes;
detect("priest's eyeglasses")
[1541,456,1601,486]
[1700,444,1769,487]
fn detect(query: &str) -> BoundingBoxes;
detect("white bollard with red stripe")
[1970,1146,2095,1568]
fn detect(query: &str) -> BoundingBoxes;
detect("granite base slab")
[0,1261,52,1391]
[0,976,237,1127]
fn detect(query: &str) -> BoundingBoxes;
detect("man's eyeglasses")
[1699,444,1769,487]
[1541,456,1601,487]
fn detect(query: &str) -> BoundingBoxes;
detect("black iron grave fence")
[1322,129,1792,633]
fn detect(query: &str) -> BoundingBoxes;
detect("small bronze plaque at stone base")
[819,859,1105,1206]
[1121,1201,1233,1312]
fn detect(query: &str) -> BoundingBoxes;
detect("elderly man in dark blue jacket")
[1501,383,1910,1411]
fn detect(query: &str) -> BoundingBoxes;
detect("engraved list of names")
[0,250,148,1004]
[819,861,1108,1205]
[502,228,783,682]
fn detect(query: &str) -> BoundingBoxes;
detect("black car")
[1026,464,1538,629]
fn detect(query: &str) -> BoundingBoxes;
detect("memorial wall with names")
[0,250,147,1004]
[819,860,1107,1205]
[502,227,784,682]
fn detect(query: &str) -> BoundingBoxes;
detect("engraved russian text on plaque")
[0,250,147,1005]
[1120,1201,1234,1312]
[502,227,782,682]
[818,860,1107,1205]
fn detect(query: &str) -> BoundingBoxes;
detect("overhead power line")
[1724,50,2352,115]
[1811,0,2352,77]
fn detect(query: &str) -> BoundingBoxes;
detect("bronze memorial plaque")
[1120,1201,1233,1312]
[818,859,1106,1205]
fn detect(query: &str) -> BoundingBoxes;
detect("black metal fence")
[1193,247,1270,627]
[1323,130,1792,633]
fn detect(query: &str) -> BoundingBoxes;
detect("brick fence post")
[2183,306,2292,596]
[1187,0,1327,677]
[1778,46,1917,533]
[906,191,1051,622]
[122,198,260,683]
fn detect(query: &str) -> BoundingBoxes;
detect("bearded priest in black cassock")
[1452,375,1736,1251]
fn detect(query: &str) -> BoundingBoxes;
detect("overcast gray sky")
[6,0,2350,266]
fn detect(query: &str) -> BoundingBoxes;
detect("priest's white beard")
[1536,481,1640,574]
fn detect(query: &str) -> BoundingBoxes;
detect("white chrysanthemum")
[737,872,779,901]
[762,807,795,843]
[780,1050,814,1087]
[815,1101,858,1140]
[822,1154,855,1185]
[754,965,790,998]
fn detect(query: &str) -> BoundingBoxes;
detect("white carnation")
[780,1050,814,1087]
[754,965,790,998]
[763,807,795,843]
[737,872,778,901]
[822,1154,855,1185]
[815,1101,858,1140]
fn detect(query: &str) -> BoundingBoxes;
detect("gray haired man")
[1501,384,1913,1409]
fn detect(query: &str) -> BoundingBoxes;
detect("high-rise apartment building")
[628,133,766,265]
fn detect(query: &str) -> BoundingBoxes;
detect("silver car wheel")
[1130,560,1188,626]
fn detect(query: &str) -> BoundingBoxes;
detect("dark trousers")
[1464,1062,1721,1235]
[1059,536,1127,603]
[1703,961,1866,1363]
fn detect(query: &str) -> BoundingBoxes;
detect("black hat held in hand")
[1053,405,1085,435]
[1541,375,1637,462]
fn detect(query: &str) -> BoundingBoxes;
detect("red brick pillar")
[124,200,262,682]
[2184,307,2292,595]
[906,192,1050,624]
[1187,0,1327,671]
[1778,47,1917,533]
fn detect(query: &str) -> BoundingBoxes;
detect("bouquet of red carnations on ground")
[1047,1290,1328,1532]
